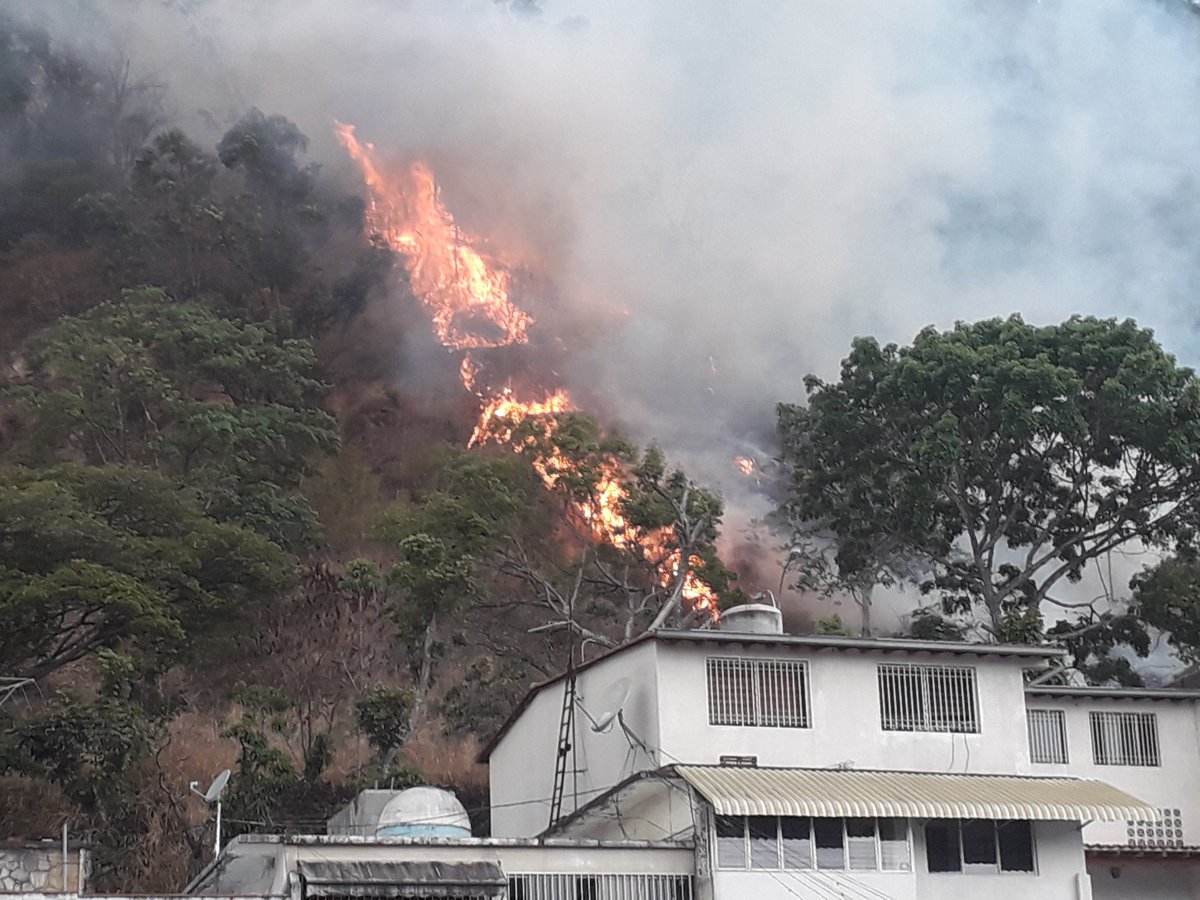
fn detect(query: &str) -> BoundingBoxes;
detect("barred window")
[1090,711,1160,766]
[877,664,978,733]
[1027,709,1069,764]
[714,815,909,872]
[706,658,810,727]
[508,874,692,899]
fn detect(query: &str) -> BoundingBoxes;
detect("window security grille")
[1027,709,1068,764]
[877,664,978,733]
[507,874,692,899]
[706,658,810,727]
[1090,711,1160,766]
[1127,808,1184,848]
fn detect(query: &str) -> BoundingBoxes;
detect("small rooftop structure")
[376,787,471,838]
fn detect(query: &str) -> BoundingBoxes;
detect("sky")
[17,0,1200,641]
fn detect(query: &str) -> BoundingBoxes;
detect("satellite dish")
[590,677,632,733]
[203,769,231,804]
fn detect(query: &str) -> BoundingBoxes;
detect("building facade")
[481,615,1200,898]
[177,610,1200,900]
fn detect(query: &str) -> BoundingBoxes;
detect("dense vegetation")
[0,10,738,889]
[4,6,1200,893]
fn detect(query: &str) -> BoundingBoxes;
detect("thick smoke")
[17,0,1200,623]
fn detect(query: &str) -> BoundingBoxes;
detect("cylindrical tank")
[720,603,784,635]
[375,786,472,838]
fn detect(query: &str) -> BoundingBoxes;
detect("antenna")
[588,677,632,733]
[190,769,231,857]
[203,768,230,803]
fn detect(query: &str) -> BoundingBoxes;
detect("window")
[924,820,1035,874]
[1027,709,1068,764]
[715,814,747,868]
[707,658,809,727]
[878,664,978,733]
[508,875,692,899]
[1090,711,1160,766]
[713,816,909,872]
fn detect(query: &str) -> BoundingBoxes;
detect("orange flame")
[335,123,718,620]
[734,455,756,476]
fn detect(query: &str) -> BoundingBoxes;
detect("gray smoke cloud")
[16,0,1200,623]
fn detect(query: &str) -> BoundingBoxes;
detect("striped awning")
[675,765,1156,822]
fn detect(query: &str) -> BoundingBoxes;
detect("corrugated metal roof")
[297,861,505,898]
[675,765,1156,822]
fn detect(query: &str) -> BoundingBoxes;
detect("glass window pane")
[962,821,998,866]
[814,818,845,870]
[715,815,746,868]
[781,817,813,869]
[748,816,779,869]
[998,821,1035,872]
[925,820,961,873]
[846,818,877,870]
[878,819,909,871]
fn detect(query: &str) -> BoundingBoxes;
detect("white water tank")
[720,603,784,635]
[375,786,472,838]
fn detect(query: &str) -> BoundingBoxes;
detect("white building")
[477,607,1200,898]
[185,606,1200,899]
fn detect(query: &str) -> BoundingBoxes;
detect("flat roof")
[1026,685,1200,702]
[653,629,1064,659]
[478,629,1063,761]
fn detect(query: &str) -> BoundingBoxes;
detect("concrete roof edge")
[1026,685,1200,701]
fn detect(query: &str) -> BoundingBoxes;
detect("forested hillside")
[8,0,1200,891]
[0,9,741,890]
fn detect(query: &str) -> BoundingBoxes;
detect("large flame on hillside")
[335,123,717,620]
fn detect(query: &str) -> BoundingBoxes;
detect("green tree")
[13,287,339,548]
[778,315,1200,654]
[1131,554,1200,666]
[355,685,413,774]
[0,464,290,679]
[375,421,738,731]
[217,108,315,210]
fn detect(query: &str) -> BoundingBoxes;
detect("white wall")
[712,868,916,900]
[1028,696,1200,848]
[706,821,1087,900]
[655,641,1036,773]
[1089,860,1200,900]
[489,641,662,837]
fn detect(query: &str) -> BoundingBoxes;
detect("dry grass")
[158,710,239,796]
[402,725,488,793]
[0,776,74,839]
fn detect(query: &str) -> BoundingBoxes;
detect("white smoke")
[15,0,1200,616]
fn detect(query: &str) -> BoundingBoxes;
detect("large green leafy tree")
[13,287,339,548]
[0,464,290,680]
[778,315,1200,654]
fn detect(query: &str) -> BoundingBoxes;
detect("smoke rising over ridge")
[15,0,1200,594]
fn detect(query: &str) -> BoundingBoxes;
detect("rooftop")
[1026,685,1200,702]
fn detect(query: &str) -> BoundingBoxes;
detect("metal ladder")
[548,666,577,829]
